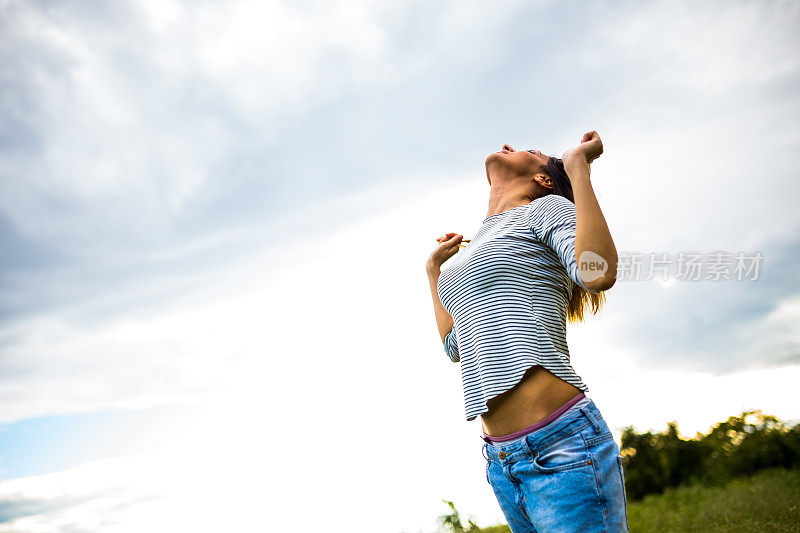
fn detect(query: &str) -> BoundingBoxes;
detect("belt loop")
[520,435,534,457]
[580,405,602,434]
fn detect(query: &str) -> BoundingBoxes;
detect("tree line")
[620,409,800,500]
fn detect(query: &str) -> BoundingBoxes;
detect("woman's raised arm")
[562,131,618,292]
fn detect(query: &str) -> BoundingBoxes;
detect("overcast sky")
[1,0,799,531]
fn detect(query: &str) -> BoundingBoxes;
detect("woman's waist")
[480,365,584,437]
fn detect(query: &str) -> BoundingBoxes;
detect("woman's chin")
[485,152,504,167]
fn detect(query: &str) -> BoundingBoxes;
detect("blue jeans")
[483,398,629,532]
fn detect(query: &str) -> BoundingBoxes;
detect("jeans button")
[498,451,507,459]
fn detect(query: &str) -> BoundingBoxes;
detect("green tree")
[620,409,800,501]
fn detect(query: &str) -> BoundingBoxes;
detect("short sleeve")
[443,327,460,363]
[528,194,601,294]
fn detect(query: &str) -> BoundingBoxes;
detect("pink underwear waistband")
[482,392,587,445]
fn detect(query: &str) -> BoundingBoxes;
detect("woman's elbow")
[578,253,617,292]
[585,272,617,292]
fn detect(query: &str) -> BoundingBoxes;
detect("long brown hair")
[539,156,606,323]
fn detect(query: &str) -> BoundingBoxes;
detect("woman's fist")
[563,130,603,165]
[579,130,603,163]
[426,232,463,272]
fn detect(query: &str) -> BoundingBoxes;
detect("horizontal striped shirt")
[436,193,600,422]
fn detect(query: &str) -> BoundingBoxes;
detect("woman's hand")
[426,234,459,342]
[426,232,463,273]
[562,130,603,166]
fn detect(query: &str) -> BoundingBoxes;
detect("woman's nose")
[502,144,514,152]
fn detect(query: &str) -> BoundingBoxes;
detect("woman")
[425,131,628,532]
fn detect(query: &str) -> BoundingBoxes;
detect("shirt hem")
[464,363,590,422]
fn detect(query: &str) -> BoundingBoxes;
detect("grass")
[626,467,800,532]
[467,467,800,533]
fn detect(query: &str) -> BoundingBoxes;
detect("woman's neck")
[485,187,538,219]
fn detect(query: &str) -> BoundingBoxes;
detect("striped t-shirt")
[436,193,601,422]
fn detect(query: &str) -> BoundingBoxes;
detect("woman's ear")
[533,172,553,191]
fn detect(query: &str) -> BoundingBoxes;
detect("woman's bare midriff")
[480,365,584,437]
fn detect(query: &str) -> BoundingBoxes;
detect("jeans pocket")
[531,431,592,473]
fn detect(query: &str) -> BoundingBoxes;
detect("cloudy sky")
[1,0,799,531]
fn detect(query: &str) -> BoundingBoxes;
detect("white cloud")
[597,1,800,93]
[0,0,393,248]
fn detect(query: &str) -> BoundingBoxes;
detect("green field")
[626,467,800,532]
[464,467,800,533]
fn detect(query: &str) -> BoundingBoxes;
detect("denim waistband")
[482,399,606,464]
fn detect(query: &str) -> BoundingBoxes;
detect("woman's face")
[485,144,550,184]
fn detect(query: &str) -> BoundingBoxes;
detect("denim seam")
[497,484,530,526]
[502,462,522,484]
[514,486,528,520]
[589,450,611,531]
[617,455,630,530]
[584,430,614,448]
